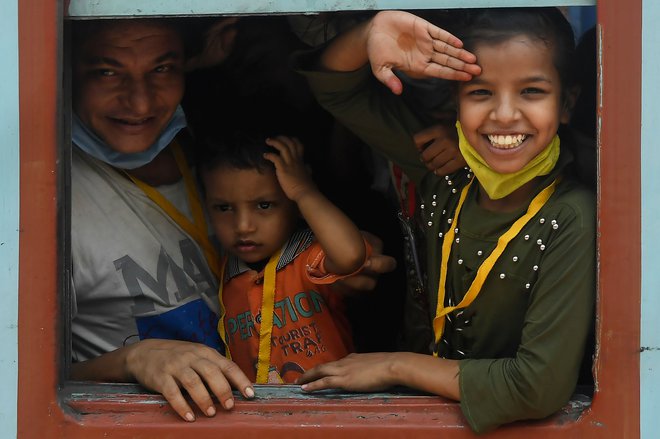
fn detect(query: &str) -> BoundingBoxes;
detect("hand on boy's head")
[185,17,240,71]
[368,11,481,95]
[263,136,317,203]
[414,123,467,176]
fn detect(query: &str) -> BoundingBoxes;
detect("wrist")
[387,352,410,387]
[321,19,371,72]
[123,340,146,381]
[70,344,136,382]
[289,184,320,205]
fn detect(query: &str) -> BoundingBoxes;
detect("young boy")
[199,133,370,384]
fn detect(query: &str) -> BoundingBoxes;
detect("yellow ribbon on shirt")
[255,249,283,383]
[432,177,560,356]
[217,258,231,360]
[124,141,221,280]
[217,248,283,383]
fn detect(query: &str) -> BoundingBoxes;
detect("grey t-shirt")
[71,147,221,361]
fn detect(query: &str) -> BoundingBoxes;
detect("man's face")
[73,20,185,153]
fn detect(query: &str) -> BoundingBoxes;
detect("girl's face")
[457,35,570,174]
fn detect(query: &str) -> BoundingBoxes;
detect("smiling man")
[69,19,255,423]
[73,20,186,155]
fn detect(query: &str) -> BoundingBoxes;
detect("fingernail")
[225,398,234,409]
[185,412,195,422]
[301,384,308,391]
[245,387,255,398]
[206,406,216,417]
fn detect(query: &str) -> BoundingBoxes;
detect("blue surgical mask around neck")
[72,106,187,169]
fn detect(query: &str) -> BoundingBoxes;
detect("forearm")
[390,352,461,400]
[296,51,429,184]
[70,345,136,382]
[319,19,371,72]
[296,189,366,275]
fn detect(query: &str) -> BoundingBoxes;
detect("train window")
[18,0,642,437]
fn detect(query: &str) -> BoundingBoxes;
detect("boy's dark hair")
[456,8,578,99]
[196,131,278,176]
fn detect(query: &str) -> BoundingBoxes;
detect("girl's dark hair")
[456,8,577,99]
[196,131,277,176]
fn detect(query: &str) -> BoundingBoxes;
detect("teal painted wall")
[641,1,660,438]
[66,0,595,17]
[0,0,19,437]
[4,2,650,438]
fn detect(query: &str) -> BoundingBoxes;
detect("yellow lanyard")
[217,248,283,383]
[125,141,221,280]
[432,177,559,356]
[217,259,231,359]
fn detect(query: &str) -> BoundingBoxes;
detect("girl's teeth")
[487,134,527,149]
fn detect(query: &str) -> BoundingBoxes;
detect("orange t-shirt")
[219,230,369,383]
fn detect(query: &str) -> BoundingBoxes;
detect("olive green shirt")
[299,61,596,433]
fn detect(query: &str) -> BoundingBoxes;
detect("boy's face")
[203,166,299,265]
[73,20,185,154]
[457,35,569,174]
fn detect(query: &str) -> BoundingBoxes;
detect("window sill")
[61,382,592,436]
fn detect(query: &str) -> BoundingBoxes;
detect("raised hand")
[366,11,481,94]
[263,136,317,203]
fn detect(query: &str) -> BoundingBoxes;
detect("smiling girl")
[296,8,595,433]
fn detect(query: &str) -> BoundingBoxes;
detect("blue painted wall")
[641,1,660,438]
[0,0,19,437]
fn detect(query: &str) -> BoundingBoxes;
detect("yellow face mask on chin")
[456,121,560,200]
